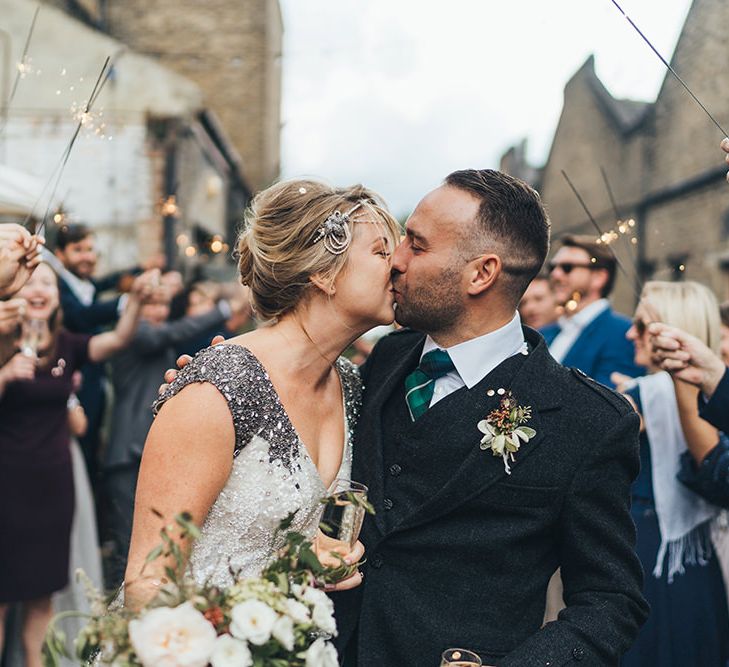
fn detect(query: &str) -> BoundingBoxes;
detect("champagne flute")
[316,479,368,568]
[441,648,482,667]
[20,318,44,358]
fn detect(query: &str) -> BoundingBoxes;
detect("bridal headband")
[309,202,364,255]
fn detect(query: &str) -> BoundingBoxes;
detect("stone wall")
[103,0,282,192]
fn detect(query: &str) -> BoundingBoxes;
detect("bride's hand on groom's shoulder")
[157,335,226,395]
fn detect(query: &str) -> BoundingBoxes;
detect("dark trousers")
[102,464,139,589]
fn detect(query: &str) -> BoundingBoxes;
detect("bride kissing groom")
[136,169,648,666]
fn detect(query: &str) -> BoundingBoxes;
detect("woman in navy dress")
[0,262,153,666]
[619,281,729,667]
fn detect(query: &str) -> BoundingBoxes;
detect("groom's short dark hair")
[444,169,550,304]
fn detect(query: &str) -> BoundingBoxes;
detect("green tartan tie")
[404,348,456,421]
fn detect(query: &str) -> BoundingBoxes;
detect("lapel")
[356,334,425,535]
[562,307,611,370]
[388,329,563,536]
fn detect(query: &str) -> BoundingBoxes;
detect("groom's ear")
[309,273,336,296]
[466,254,501,296]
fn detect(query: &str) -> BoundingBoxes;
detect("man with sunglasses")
[541,235,642,387]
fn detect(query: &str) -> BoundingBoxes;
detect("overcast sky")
[279,0,693,218]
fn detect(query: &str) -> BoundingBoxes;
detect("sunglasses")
[633,318,650,337]
[548,261,605,274]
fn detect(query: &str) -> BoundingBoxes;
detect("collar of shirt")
[421,312,526,389]
[41,247,96,306]
[557,298,609,333]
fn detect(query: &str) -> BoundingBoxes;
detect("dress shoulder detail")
[153,344,297,461]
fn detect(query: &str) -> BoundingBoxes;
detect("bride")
[123,179,400,608]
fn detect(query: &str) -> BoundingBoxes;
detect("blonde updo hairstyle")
[237,179,400,322]
[639,280,721,354]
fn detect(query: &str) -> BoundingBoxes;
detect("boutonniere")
[477,391,536,475]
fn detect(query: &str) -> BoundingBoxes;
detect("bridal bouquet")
[43,513,341,667]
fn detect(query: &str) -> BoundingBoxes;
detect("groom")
[333,169,648,666]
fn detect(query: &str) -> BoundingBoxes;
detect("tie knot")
[418,348,455,380]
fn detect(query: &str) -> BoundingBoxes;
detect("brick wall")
[103,0,282,192]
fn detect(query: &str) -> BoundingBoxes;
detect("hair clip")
[310,203,363,255]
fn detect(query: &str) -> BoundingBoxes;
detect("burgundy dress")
[0,329,91,602]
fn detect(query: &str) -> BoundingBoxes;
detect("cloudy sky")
[279,0,693,218]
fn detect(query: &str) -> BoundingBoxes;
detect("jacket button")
[383,498,394,511]
[389,463,402,476]
[371,555,383,569]
[572,647,585,661]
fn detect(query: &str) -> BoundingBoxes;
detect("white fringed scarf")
[637,371,717,582]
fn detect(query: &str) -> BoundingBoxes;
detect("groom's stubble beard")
[393,263,465,336]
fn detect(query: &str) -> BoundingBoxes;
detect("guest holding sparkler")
[0,263,155,667]
[0,223,43,299]
[619,281,729,667]
[649,320,729,508]
[541,234,641,387]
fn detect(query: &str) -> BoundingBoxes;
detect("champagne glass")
[316,479,368,568]
[20,318,44,358]
[441,648,482,667]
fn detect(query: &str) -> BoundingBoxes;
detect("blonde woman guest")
[0,263,155,667]
[124,180,400,609]
[619,281,729,667]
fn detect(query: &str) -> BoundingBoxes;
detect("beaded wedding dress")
[153,343,361,587]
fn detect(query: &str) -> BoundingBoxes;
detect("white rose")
[305,638,339,667]
[301,586,330,610]
[283,598,310,624]
[230,599,277,645]
[272,614,295,651]
[301,587,337,637]
[128,601,217,667]
[311,602,338,637]
[209,635,252,667]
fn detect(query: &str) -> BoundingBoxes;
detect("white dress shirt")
[548,298,609,363]
[421,312,527,407]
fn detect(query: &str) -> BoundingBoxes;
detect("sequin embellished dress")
[153,343,361,588]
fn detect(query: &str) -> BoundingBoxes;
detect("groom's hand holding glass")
[158,335,366,592]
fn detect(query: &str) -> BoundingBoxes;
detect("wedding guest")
[0,298,25,335]
[541,234,641,387]
[174,281,251,357]
[620,281,729,667]
[104,277,246,587]
[720,300,729,365]
[518,274,559,329]
[0,262,154,667]
[50,223,162,485]
[649,322,729,433]
[649,322,729,507]
[0,223,43,298]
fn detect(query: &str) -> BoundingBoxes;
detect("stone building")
[44,0,283,192]
[1,0,281,274]
[502,0,729,313]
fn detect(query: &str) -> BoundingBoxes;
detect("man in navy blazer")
[51,224,155,483]
[540,234,642,387]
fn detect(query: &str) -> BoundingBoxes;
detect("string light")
[184,245,197,257]
[176,233,189,247]
[161,195,180,218]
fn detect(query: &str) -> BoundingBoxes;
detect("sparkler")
[560,170,642,298]
[0,5,40,134]
[609,0,728,137]
[27,57,113,237]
